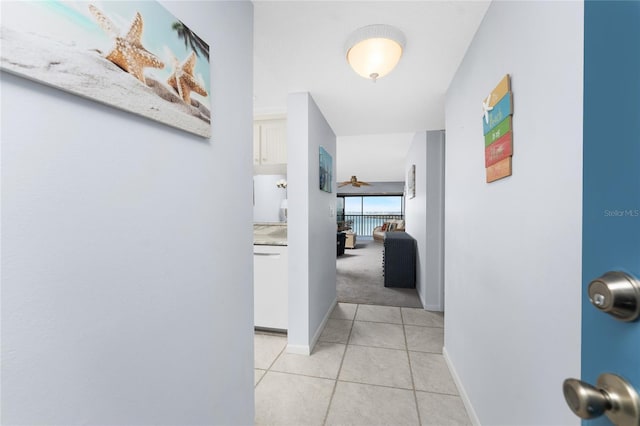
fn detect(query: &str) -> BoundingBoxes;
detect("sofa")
[372,219,405,242]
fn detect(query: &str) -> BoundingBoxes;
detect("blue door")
[581,1,640,425]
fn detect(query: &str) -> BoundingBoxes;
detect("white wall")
[444,2,583,425]
[405,131,445,311]
[0,2,255,424]
[405,133,428,306]
[287,92,337,354]
[254,174,287,222]
[337,133,413,182]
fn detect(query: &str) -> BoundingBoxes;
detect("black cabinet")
[383,232,416,288]
[337,232,346,256]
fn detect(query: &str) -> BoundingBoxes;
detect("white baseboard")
[423,303,443,312]
[310,297,337,350]
[443,346,481,426]
[286,297,337,356]
[286,344,311,355]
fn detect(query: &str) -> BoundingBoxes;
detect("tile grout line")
[254,368,266,388]
[353,318,404,325]
[322,303,358,426]
[254,333,288,388]
[352,315,444,329]
[260,370,459,398]
[336,377,415,392]
[261,336,289,384]
[412,388,465,398]
[403,323,445,330]
[346,341,408,351]
[402,308,423,426]
[405,348,445,355]
[266,369,340,382]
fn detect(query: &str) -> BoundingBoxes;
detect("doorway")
[336,194,422,308]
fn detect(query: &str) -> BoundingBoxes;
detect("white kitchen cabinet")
[254,244,288,330]
[253,118,287,165]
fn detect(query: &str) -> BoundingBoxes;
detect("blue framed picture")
[319,146,332,193]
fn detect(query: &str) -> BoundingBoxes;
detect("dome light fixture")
[345,24,406,82]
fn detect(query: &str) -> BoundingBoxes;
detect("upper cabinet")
[254,118,287,165]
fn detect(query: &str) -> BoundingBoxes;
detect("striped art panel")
[482,92,513,134]
[482,75,514,183]
[486,157,512,183]
[485,132,513,167]
[484,74,511,108]
[485,116,512,147]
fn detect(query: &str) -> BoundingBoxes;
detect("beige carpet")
[337,239,423,308]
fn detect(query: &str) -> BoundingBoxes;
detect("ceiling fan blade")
[359,181,372,186]
[338,182,349,187]
[353,183,361,187]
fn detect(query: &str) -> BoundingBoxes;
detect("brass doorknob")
[563,373,640,426]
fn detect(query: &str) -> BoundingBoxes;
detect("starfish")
[482,93,494,124]
[89,5,164,84]
[166,51,208,104]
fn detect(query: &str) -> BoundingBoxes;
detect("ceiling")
[253,1,491,137]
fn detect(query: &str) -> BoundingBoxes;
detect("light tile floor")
[254,303,471,426]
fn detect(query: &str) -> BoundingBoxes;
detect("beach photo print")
[0,1,211,138]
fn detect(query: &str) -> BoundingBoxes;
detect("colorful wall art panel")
[485,131,513,168]
[319,146,333,193]
[482,74,513,182]
[0,1,212,138]
[486,157,512,183]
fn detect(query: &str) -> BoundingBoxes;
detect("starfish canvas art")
[167,51,208,104]
[89,5,165,85]
[0,1,212,138]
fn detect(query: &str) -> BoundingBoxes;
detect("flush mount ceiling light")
[345,24,406,82]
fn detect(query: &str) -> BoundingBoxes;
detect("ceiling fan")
[338,176,372,188]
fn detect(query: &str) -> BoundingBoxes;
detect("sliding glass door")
[339,195,404,237]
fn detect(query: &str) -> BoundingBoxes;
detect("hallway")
[254,303,470,425]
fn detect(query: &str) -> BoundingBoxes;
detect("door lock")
[563,373,640,426]
[588,271,640,322]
